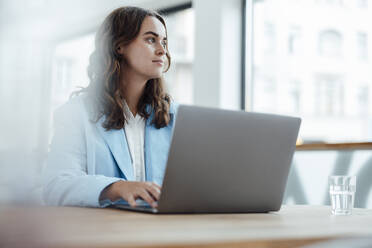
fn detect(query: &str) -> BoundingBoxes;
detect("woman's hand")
[100,181,161,208]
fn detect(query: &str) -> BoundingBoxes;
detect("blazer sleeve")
[42,99,120,207]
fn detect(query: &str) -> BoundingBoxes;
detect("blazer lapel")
[96,117,134,181]
[144,103,177,183]
[95,103,177,183]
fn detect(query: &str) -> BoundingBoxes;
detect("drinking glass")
[329,175,356,215]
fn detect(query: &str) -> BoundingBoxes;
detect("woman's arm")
[42,99,121,207]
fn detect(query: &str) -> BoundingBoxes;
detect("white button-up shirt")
[123,100,146,181]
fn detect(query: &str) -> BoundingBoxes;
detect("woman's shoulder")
[53,94,91,123]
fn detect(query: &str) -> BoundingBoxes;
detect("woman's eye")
[162,41,167,48]
[147,37,156,43]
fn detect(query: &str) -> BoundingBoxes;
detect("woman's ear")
[116,45,124,55]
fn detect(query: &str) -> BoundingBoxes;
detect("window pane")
[248,0,372,143]
[318,30,343,57]
[51,34,94,112]
[163,8,194,105]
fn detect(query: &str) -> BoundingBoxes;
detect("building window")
[263,22,276,54]
[318,30,343,57]
[357,32,368,60]
[288,80,301,113]
[315,75,344,116]
[252,68,277,113]
[356,0,368,8]
[288,27,302,55]
[357,85,369,116]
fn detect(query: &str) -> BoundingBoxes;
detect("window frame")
[243,0,372,149]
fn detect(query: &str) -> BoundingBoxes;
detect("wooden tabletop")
[1,205,372,248]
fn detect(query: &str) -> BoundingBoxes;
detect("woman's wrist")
[100,181,121,201]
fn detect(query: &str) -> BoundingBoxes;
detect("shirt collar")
[122,99,133,120]
[123,99,145,124]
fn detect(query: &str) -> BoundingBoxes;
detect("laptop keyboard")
[135,199,158,208]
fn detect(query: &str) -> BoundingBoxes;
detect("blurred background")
[0,0,371,208]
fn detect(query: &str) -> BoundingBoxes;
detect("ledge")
[296,142,372,151]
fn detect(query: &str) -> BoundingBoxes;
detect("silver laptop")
[114,105,301,214]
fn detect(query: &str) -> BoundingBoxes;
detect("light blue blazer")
[42,94,178,207]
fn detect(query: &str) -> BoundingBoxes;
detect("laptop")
[113,105,301,214]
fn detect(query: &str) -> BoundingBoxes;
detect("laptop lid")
[156,105,301,214]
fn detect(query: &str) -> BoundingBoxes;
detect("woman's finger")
[126,194,137,207]
[138,189,157,208]
[146,182,161,191]
[152,182,162,191]
[145,184,161,201]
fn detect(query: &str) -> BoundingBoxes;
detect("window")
[357,32,368,60]
[288,80,302,113]
[357,0,368,8]
[252,68,277,112]
[357,85,369,116]
[247,0,372,142]
[51,34,94,112]
[263,22,276,54]
[162,7,194,105]
[314,75,344,116]
[288,27,302,55]
[319,30,343,58]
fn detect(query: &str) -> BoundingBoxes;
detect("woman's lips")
[152,60,164,66]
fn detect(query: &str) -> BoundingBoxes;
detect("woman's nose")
[156,44,166,56]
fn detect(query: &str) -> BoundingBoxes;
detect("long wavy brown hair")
[75,6,172,130]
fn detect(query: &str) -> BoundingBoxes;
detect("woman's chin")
[148,73,163,80]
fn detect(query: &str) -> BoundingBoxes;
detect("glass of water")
[329,175,356,215]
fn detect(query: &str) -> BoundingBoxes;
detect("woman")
[42,6,177,208]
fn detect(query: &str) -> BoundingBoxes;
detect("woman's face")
[118,16,168,80]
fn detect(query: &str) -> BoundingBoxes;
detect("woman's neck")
[120,68,148,116]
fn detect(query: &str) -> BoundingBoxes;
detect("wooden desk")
[1,205,372,248]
